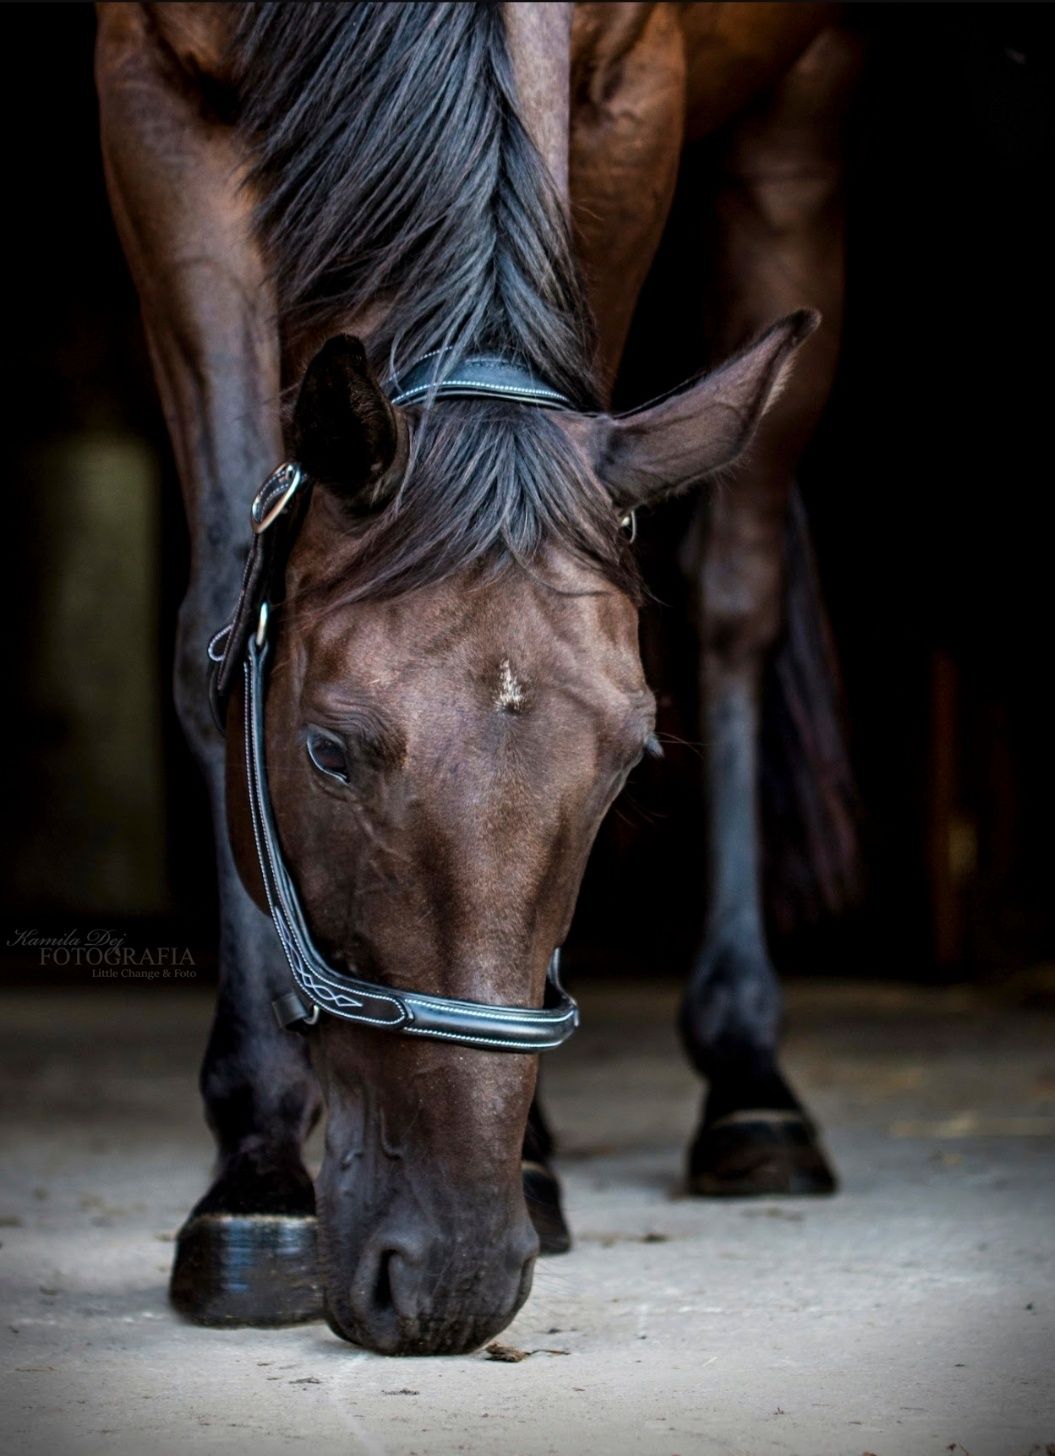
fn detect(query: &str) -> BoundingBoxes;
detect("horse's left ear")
[585,310,820,509]
[291,334,406,509]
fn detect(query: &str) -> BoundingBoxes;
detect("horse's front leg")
[681,27,862,1196]
[511,1,689,1254]
[97,3,322,1321]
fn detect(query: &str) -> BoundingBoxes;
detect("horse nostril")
[372,1248,396,1314]
[328,1228,538,1355]
[356,1241,420,1323]
[516,1251,536,1312]
[332,1243,410,1353]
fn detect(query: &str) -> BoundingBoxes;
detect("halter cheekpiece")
[208,355,581,1052]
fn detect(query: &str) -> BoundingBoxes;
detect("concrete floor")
[1,977,1053,1456]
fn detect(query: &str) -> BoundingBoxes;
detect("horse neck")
[503,3,574,202]
[260,2,583,394]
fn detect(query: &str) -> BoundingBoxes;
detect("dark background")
[4,3,1053,988]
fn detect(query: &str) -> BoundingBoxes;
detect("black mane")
[231,1,637,601]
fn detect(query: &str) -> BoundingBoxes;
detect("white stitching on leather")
[208,624,232,662]
[385,345,450,382]
[401,1025,567,1050]
[390,379,568,406]
[403,996,574,1024]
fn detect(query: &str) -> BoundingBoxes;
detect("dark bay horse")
[96,2,860,1355]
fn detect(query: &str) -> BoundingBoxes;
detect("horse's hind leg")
[522,1089,571,1255]
[98,4,322,1321]
[681,27,862,1196]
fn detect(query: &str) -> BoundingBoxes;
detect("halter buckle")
[251,462,306,535]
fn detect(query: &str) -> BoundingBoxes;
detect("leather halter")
[388,352,573,409]
[208,356,580,1052]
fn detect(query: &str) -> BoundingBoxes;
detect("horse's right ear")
[291,335,406,509]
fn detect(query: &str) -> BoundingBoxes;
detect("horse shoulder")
[678,1,835,142]
[569,3,687,388]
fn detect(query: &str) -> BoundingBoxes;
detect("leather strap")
[388,352,572,410]
[208,352,571,728]
[207,350,584,1052]
[208,462,310,731]
[245,635,578,1051]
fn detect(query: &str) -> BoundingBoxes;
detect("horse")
[96,1,861,1355]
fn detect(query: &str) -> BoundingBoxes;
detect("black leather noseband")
[208,355,580,1052]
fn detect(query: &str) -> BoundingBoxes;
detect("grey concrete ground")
[1,976,1053,1456]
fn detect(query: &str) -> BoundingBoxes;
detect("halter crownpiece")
[387,350,573,409]
[208,354,583,1052]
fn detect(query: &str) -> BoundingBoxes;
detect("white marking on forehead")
[495,659,526,713]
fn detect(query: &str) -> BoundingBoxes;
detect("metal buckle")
[251,462,306,535]
[255,601,270,648]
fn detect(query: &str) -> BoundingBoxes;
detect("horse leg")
[511,4,688,1253]
[519,1086,570,1255]
[97,4,322,1320]
[681,27,862,1196]
[570,1,687,390]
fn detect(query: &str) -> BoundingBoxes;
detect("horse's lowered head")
[227,310,817,1354]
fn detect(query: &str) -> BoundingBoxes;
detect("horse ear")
[587,310,820,509]
[291,335,405,508]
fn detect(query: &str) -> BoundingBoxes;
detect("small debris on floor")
[485,1342,529,1362]
[485,1340,573,1361]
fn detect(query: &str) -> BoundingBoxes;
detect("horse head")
[224,311,816,1353]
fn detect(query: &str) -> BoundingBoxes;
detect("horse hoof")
[522,1160,571,1255]
[687,1111,837,1197]
[169,1213,323,1326]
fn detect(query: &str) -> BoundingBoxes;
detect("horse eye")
[306,730,349,783]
